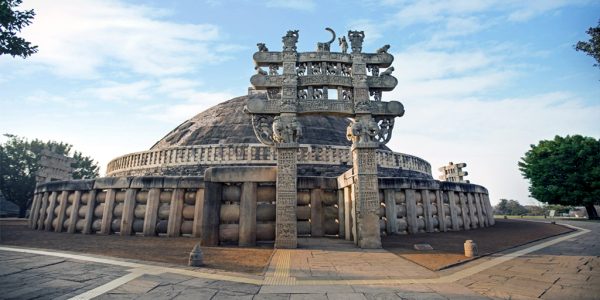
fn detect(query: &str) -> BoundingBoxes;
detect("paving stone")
[136,283,187,299]
[112,278,160,294]
[363,293,403,300]
[208,280,261,294]
[213,290,255,300]
[290,294,328,300]
[261,284,354,294]
[541,284,600,300]
[394,291,446,300]
[173,287,219,299]
[253,293,292,300]
[178,276,217,287]
[327,292,368,300]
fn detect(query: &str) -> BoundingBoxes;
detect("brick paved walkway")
[0,220,597,299]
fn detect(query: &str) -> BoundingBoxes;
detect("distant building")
[36,148,75,184]
[438,162,469,183]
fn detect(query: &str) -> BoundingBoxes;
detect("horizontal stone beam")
[204,166,276,182]
[253,51,394,67]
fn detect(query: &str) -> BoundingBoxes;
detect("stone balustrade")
[29,167,493,247]
[106,144,431,177]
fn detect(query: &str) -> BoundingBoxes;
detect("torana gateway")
[28,29,495,249]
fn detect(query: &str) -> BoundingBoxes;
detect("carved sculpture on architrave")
[346,118,379,145]
[282,30,299,52]
[250,115,275,146]
[272,116,302,144]
[348,30,365,53]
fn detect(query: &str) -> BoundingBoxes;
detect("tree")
[0,134,100,217]
[575,19,600,68]
[519,135,600,219]
[0,0,37,58]
[494,199,527,216]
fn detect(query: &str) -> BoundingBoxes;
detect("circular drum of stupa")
[106,95,432,179]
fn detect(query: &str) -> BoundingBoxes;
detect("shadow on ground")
[382,219,574,270]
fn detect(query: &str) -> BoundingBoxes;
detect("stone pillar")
[192,188,205,238]
[120,189,137,236]
[467,193,478,229]
[351,143,382,248]
[100,189,116,235]
[343,186,352,241]
[384,189,397,234]
[143,188,160,236]
[436,190,446,232]
[82,190,96,234]
[275,144,298,248]
[474,193,485,227]
[37,192,49,230]
[67,191,82,233]
[421,190,434,233]
[459,193,470,230]
[239,182,257,246]
[448,191,460,231]
[44,191,58,231]
[167,189,184,237]
[405,189,418,234]
[200,182,222,246]
[310,188,324,237]
[483,194,495,226]
[29,193,41,229]
[337,189,345,239]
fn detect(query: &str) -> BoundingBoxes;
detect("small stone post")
[188,243,204,267]
[464,240,478,257]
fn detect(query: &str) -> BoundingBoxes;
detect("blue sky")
[1,0,599,205]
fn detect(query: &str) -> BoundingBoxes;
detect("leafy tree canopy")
[0,134,100,217]
[519,135,600,219]
[494,199,528,216]
[0,0,37,58]
[575,19,600,68]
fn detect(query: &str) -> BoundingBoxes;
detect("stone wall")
[106,144,432,178]
[29,168,493,246]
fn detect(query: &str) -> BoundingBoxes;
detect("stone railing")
[106,144,431,177]
[29,167,493,246]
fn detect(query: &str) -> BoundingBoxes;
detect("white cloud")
[84,80,153,102]
[264,0,315,11]
[143,91,236,123]
[390,92,600,206]
[18,0,232,78]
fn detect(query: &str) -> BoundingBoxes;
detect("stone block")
[178,176,204,189]
[130,176,164,189]
[163,176,181,188]
[205,166,276,182]
[93,177,133,189]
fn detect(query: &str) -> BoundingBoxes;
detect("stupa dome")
[151,96,355,150]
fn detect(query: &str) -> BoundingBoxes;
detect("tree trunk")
[585,204,599,220]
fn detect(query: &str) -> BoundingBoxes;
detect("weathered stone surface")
[205,166,276,183]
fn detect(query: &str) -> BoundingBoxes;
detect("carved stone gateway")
[245,28,404,248]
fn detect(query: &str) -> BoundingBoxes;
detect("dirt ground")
[0,224,273,274]
[382,219,574,270]
[0,219,573,274]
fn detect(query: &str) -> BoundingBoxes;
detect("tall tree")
[0,134,100,217]
[0,0,37,58]
[519,135,600,219]
[575,19,600,68]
